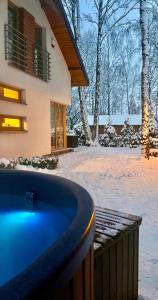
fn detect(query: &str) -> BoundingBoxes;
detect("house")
[88,115,142,135]
[0,0,88,158]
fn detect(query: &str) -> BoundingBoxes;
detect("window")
[8,3,18,29]
[50,102,65,149]
[34,26,50,81]
[0,116,27,132]
[0,84,21,102]
[5,4,50,81]
[6,2,27,70]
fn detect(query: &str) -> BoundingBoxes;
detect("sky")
[79,0,139,31]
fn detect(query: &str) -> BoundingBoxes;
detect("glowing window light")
[3,88,19,101]
[23,121,28,130]
[2,118,21,128]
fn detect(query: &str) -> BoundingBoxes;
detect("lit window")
[2,118,21,128]
[0,116,26,131]
[0,84,21,102]
[3,88,19,100]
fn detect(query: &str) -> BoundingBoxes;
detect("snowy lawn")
[17,147,158,300]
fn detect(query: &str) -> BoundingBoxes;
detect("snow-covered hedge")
[74,125,90,146]
[0,156,58,170]
[0,158,17,169]
[18,156,58,170]
[100,119,141,148]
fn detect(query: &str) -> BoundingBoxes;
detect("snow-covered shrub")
[67,129,76,136]
[100,118,141,148]
[74,125,90,146]
[99,119,120,147]
[0,158,17,169]
[149,120,158,148]
[18,156,58,170]
[129,132,141,148]
[120,118,140,148]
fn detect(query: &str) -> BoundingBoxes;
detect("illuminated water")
[0,195,75,287]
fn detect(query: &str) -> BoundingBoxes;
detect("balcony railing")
[33,44,51,81]
[5,24,51,82]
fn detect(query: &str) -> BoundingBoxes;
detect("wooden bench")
[94,206,142,300]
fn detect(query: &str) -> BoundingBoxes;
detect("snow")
[17,147,158,300]
[88,114,142,125]
[0,158,11,165]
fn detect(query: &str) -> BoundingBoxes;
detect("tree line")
[63,0,157,157]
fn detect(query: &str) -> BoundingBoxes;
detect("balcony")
[5,24,51,82]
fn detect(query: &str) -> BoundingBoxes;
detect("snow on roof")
[88,115,142,126]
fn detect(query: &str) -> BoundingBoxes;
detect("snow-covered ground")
[17,147,158,300]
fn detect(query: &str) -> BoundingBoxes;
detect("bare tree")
[85,0,139,141]
[140,0,150,158]
[63,0,92,145]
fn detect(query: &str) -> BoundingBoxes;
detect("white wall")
[0,0,71,158]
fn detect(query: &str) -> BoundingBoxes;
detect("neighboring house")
[88,115,142,135]
[0,0,88,157]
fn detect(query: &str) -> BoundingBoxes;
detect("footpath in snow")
[18,147,158,300]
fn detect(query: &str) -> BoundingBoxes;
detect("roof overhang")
[40,0,89,87]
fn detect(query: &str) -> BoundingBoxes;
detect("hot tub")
[0,170,95,300]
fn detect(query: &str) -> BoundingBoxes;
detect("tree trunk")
[140,0,150,158]
[107,35,110,115]
[93,0,103,141]
[126,75,130,114]
[78,87,92,143]
[71,0,92,145]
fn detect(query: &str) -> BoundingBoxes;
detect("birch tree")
[140,0,150,158]
[85,0,139,141]
[63,0,92,145]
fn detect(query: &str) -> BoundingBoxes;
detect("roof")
[88,115,142,126]
[40,0,89,87]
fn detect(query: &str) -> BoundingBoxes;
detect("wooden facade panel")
[94,255,102,300]
[117,240,123,300]
[110,245,117,300]
[128,232,134,300]
[122,235,128,300]
[19,7,35,75]
[133,228,139,300]
[63,106,67,149]
[45,246,93,300]
[40,0,89,86]
[73,264,83,300]
[94,207,142,300]
[102,249,110,300]
[90,125,141,135]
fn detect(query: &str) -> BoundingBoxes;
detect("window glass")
[8,4,18,29]
[0,85,21,102]
[0,116,23,131]
[3,88,19,100]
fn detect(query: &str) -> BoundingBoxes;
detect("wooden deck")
[51,148,74,156]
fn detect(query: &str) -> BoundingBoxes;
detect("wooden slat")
[133,228,139,300]
[90,247,94,300]
[96,216,127,231]
[96,224,120,238]
[96,210,134,226]
[109,245,117,300]
[102,249,110,300]
[122,235,128,300]
[94,255,102,300]
[63,106,67,149]
[84,249,91,300]
[94,206,141,300]
[73,264,83,300]
[128,231,134,300]
[96,206,142,224]
[116,240,123,300]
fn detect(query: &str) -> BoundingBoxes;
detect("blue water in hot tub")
[0,194,76,287]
